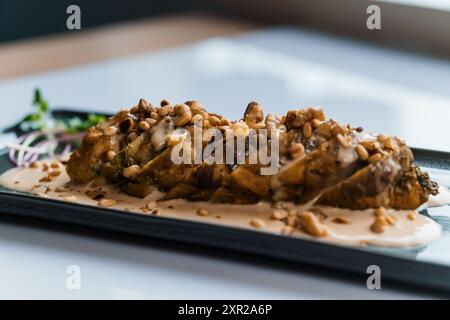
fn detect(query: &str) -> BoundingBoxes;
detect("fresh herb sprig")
[22,88,106,133]
[7,88,108,167]
[61,113,107,133]
[21,88,51,131]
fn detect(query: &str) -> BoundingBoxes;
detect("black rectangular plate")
[1,109,450,294]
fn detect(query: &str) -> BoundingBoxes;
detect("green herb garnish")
[22,88,106,133]
[62,113,106,133]
[22,88,51,130]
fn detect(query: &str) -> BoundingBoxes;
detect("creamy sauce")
[150,119,174,152]
[427,185,450,207]
[0,159,444,248]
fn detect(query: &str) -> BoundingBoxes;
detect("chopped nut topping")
[286,215,296,226]
[146,201,157,210]
[150,111,159,120]
[98,199,117,207]
[355,144,369,161]
[49,170,61,177]
[250,218,266,229]
[311,119,323,129]
[289,142,305,158]
[39,175,53,183]
[271,209,288,220]
[175,112,192,127]
[336,133,351,148]
[50,162,60,169]
[303,122,313,139]
[244,102,264,126]
[332,216,351,224]
[370,207,396,232]
[106,150,116,162]
[160,99,171,107]
[281,225,294,235]
[369,153,383,164]
[370,216,386,233]
[122,165,141,179]
[208,115,221,127]
[191,114,203,123]
[55,187,70,193]
[130,105,139,114]
[196,208,209,217]
[158,104,173,117]
[377,133,389,143]
[138,121,150,131]
[374,207,386,217]
[174,103,190,116]
[104,126,118,136]
[385,214,396,225]
[384,137,399,152]
[145,118,157,126]
[297,211,328,237]
[407,211,415,221]
[29,162,39,169]
[61,196,78,202]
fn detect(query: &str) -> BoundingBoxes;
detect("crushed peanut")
[281,225,294,235]
[98,199,117,207]
[191,114,203,123]
[250,218,266,229]
[55,187,70,193]
[332,217,351,224]
[196,208,209,217]
[286,215,296,226]
[29,162,39,169]
[138,120,150,131]
[122,165,141,179]
[374,207,386,217]
[146,201,157,210]
[50,162,60,169]
[303,122,313,139]
[370,216,387,233]
[104,126,118,136]
[208,116,221,127]
[336,133,351,148]
[106,150,116,162]
[49,170,61,177]
[384,137,399,152]
[289,142,305,158]
[175,112,192,127]
[271,209,288,220]
[355,144,369,161]
[369,153,383,164]
[311,119,323,129]
[297,211,328,237]
[407,211,416,221]
[377,133,389,143]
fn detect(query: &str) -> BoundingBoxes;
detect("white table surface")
[1,27,450,299]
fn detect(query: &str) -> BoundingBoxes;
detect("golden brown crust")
[67,99,438,209]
